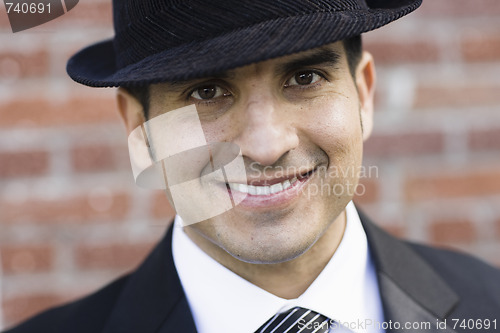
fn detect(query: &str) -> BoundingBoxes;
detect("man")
[4,1,500,333]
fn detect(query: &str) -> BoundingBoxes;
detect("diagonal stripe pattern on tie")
[256,306,331,333]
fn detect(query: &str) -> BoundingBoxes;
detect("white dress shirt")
[172,201,385,333]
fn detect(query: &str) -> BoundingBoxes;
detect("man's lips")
[226,168,316,196]
[228,177,298,196]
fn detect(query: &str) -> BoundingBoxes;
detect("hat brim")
[67,2,421,87]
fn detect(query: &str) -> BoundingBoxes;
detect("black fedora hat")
[67,0,422,87]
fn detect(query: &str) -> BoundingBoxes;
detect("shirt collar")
[172,201,384,333]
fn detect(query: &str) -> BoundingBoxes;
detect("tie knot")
[256,306,331,333]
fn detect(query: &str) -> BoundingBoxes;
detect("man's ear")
[116,87,146,135]
[355,51,376,141]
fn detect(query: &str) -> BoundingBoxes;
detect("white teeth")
[228,177,298,196]
[256,186,266,195]
[236,183,248,194]
[270,183,283,194]
[248,185,257,195]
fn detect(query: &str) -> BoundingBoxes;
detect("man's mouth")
[226,169,316,196]
[228,177,298,195]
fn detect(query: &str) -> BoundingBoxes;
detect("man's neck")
[184,211,346,299]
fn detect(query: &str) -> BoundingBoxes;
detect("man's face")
[120,41,375,264]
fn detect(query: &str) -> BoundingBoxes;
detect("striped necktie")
[255,306,331,333]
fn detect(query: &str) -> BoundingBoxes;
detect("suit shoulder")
[408,241,500,305]
[408,241,500,280]
[3,274,130,333]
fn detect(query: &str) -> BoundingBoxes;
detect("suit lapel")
[377,274,456,333]
[359,210,459,333]
[102,223,197,333]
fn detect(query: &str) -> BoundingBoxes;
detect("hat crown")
[112,0,369,69]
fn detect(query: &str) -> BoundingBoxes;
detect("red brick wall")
[1,0,499,329]
[356,1,500,265]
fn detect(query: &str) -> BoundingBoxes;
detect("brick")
[0,50,49,79]
[75,242,155,270]
[406,169,500,201]
[462,33,500,62]
[0,97,120,128]
[1,245,54,274]
[383,225,406,239]
[365,40,439,64]
[0,151,49,179]
[71,145,119,173]
[3,294,68,328]
[152,192,176,220]
[67,1,112,26]
[430,219,476,244]
[49,0,113,27]
[414,82,500,109]
[0,192,130,224]
[0,11,10,29]
[353,178,379,204]
[469,128,500,151]
[418,0,500,17]
[364,132,444,157]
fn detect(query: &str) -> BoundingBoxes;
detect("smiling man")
[4,1,500,333]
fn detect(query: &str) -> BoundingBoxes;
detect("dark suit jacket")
[4,212,500,333]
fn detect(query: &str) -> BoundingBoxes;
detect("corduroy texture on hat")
[67,0,422,87]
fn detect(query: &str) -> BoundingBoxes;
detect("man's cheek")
[128,105,248,226]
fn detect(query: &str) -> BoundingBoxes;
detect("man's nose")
[234,94,299,167]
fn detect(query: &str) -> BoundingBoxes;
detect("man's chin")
[220,232,318,265]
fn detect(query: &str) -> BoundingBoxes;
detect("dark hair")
[344,35,363,77]
[123,84,150,118]
[124,35,362,119]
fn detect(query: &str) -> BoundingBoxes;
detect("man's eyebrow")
[276,48,342,75]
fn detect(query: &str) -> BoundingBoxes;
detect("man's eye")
[286,71,322,86]
[190,85,228,100]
